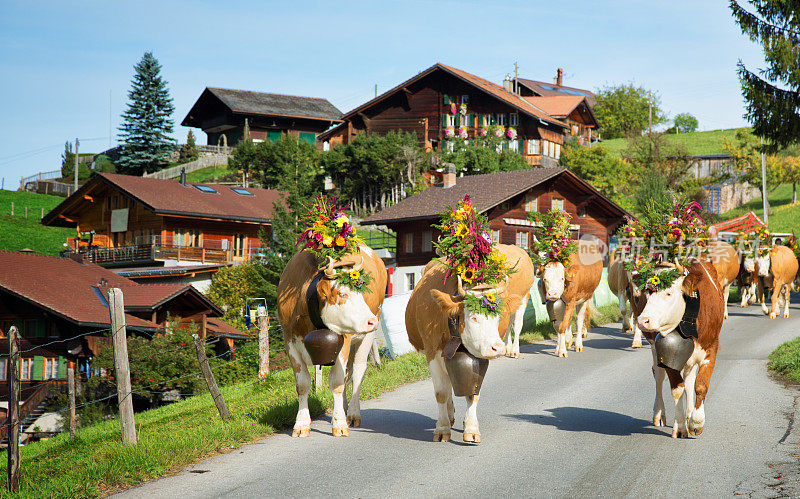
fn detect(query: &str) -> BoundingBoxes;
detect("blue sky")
[0,1,766,184]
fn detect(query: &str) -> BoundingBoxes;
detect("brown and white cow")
[537,240,603,357]
[277,246,387,438]
[738,253,759,308]
[406,244,533,443]
[755,245,799,319]
[706,240,739,319]
[607,252,643,347]
[637,260,724,437]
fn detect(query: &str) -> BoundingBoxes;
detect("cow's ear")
[681,268,702,297]
[317,279,341,306]
[503,293,524,313]
[431,289,464,317]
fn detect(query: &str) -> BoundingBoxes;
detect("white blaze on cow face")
[637,275,687,334]
[541,262,567,302]
[431,289,506,359]
[756,254,770,276]
[743,256,755,274]
[319,280,378,335]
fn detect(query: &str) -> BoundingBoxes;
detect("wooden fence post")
[192,334,231,421]
[108,288,137,445]
[257,305,269,380]
[68,367,76,438]
[7,326,20,492]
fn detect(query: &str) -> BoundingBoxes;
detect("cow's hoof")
[582,332,588,339]
[671,428,688,439]
[724,313,729,319]
[292,426,311,438]
[769,312,777,319]
[653,415,666,427]
[557,350,568,358]
[575,345,583,352]
[332,427,349,437]
[631,341,643,348]
[463,432,481,443]
[347,415,361,427]
[688,424,704,436]
[433,430,451,442]
[783,312,790,319]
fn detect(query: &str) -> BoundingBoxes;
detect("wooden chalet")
[0,250,246,418]
[41,173,286,270]
[513,69,597,105]
[361,166,628,294]
[181,87,343,148]
[316,63,569,167]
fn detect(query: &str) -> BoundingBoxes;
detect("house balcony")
[75,243,261,267]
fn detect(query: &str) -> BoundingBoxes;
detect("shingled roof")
[361,167,628,226]
[0,251,240,337]
[43,173,286,227]
[515,78,597,106]
[182,87,342,127]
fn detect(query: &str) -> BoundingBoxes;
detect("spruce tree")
[731,1,800,150]
[117,52,175,174]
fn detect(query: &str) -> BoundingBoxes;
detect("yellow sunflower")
[455,224,469,238]
[322,235,334,247]
[485,292,496,303]
[650,276,660,287]
[349,270,361,280]
[460,267,476,284]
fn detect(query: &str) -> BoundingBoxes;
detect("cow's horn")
[456,277,466,297]
[323,256,336,279]
[351,253,364,272]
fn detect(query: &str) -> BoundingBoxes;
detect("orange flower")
[335,236,346,247]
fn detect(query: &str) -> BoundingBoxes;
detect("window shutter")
[518,139,524,152]
[57,357,67,379]
[443,94,450,105]
[477,114,483,127]
[442,114,447,128]
[455,114,460,127]
[32,356,44,381]
[467,114,473,127]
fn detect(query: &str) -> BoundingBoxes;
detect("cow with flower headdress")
[622,201,725,437]
[405,195,534,443]
[277,196,387,438]
[530,209,603,358]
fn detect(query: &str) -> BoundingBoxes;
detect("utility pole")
[109,90,113,150]
[761,136,769,226]
[68,367,77,438]
[514,61,519,94]
[73,138,80,190]
[648,91,652,134]
[374,84,377,98]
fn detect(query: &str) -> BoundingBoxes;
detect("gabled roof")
[42,173,286,227]
[515,77,597,106]
[318,63,567,142]
[361,167,628,226]
[0,251,232,334]
[182,87,343,127]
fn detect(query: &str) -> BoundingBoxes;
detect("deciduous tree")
[673,113,699,133]
[593,84,666,139]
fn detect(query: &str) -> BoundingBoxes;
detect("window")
[405,273,416,292]
[193,185,218,194]
[234,234,246,257]
[24,319,36,338]
[510,140,519,153]
[299,132,316,145]
[48,322,58,338]
[498,114,508,126]
[555,143,561,159]
[516,231,529,249]
[549,141,555,158]
[524,194,538,212]
[510,113,519,126]
[176,229,200,247]
[44,358,59,379]
[20,358,32,381]
[446,114,455,127]
[552,198,565,211]
[461,95,469,104]
[231,188,254,196]
[483,114,493,127]
[404,233,414,253]
[491,230,500,244]
[422,231,432,252]
[528,139,540,155]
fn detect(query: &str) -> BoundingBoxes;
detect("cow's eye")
[470,316,478,323]
[341,293,349,300]
[665,292,672,297]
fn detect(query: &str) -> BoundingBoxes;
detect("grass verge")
[519,303,622,345]
[768,336,800,385]
[720,183,799,233]
[0,190,72,255]
[0,352,428,498]
[600,127,752,158]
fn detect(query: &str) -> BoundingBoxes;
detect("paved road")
[117,303,800,498]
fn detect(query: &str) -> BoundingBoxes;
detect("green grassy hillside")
[719,183,799,233]
[0,190,72,254]
[600,127,753,157]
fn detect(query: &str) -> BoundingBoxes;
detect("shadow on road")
[505,407,664,436]
[357,408,439,442]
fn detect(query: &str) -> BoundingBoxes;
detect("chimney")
[503,74,513,92]
[556,68,563,87]
[442,163,456,188]
[179,167,186,186]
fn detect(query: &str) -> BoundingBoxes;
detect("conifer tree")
[731,1,800,150]
[117,52,175,174]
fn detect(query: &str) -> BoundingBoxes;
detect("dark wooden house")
[317,63,569,167]
[181,87,343,148]
[41,173,286,270]
[523,96,598,145]
[0,250,246,419]
[361,167,628,294]
[513,69,597,105]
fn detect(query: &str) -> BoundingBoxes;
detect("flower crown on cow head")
[528,209,577,267]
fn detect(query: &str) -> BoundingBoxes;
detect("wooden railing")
[19,169,62,189]
[154,245,230,264]
[79,243,262,265]
[81,244,155,265]
[0,380,56,442]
